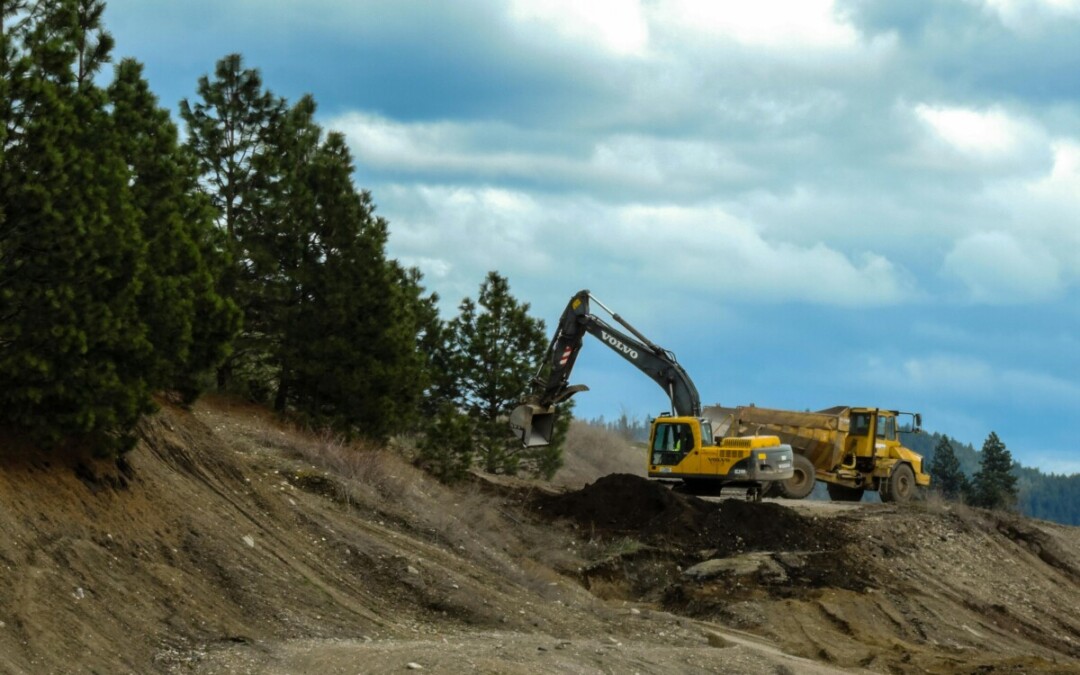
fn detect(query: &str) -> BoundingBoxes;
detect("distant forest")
[586,414,1080,526]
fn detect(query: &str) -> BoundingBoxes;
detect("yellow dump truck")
[706,405,930,502]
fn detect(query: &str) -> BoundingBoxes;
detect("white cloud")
[595,203,914,306]
[502,0,868,58]
[329,112,756,194]
[913,104,1045,164]
[381,184,552,292]
[651,0,859,50]
[943,231,1063,302]
[988,139,1080,279]
[506,0,650,56]
[380,185,916,310]
[974,0,1080,31]
[329,113,528,174]
[1027,139,1080,200]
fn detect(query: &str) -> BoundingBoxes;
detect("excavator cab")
[650,420,696,466]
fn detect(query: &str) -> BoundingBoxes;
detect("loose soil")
[0,400,1077,674]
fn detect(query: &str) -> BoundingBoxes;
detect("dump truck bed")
[705,405,852,472]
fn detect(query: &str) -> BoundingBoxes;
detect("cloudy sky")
[105,0,1080,473]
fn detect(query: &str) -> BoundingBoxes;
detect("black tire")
[880,463,916,503]
[777,454,816,499]
[826,482,865,502]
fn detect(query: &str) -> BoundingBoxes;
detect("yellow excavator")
[509,290,794,500]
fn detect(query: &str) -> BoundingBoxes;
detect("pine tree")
[183,57,435,436]
[929,434,967,500]
[276,121,425,439]
[969,431,1019,510]
[0,0,152,453]
[399,264,448,424]
[180,54,284,392]
[107,58,238,400]
[418,403,475,483]
[443,272,557,476]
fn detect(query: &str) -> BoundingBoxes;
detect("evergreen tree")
[275,120,425,439]
[184,78,429,437]
[969,431,1019,510]
[180,53,284,391]
[418,403,475,483]
[929,434,967,500]
[453,272,546,422]
[399,264,449,424]
[0,1,237,453]
[442,272,559,476]
[0,0,152,452]
[107,58,239,400]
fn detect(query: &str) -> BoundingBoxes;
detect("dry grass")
[553,420,646,488]
[254,418,580,588]
[196,396,596,604]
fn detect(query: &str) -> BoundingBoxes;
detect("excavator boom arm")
[510,290,701,446]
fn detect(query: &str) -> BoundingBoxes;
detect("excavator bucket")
[509,404,557,447]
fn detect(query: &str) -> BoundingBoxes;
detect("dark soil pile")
[538,473,712,533]
[538,473,843,555]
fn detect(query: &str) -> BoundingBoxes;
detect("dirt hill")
[0,400,1077,674]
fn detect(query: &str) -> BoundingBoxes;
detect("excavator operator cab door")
[649,420,698,470]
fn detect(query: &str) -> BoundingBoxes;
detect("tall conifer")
[446,272,555,476]
[180,54,284,391]
[107,58,238,399]
[970,431,1018,510]
[0,0,151,452]
[929,434,968,500]
[184,69,429,438]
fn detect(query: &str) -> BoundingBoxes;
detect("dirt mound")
[539,473,711,533]
[538,473,841,556]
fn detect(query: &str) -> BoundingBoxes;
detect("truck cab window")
[877,416,896,441]
[851,412,871,436]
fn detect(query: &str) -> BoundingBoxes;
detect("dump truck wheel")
[881,463,916,503]
[826,483,865,502]
[777,454,816,499]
